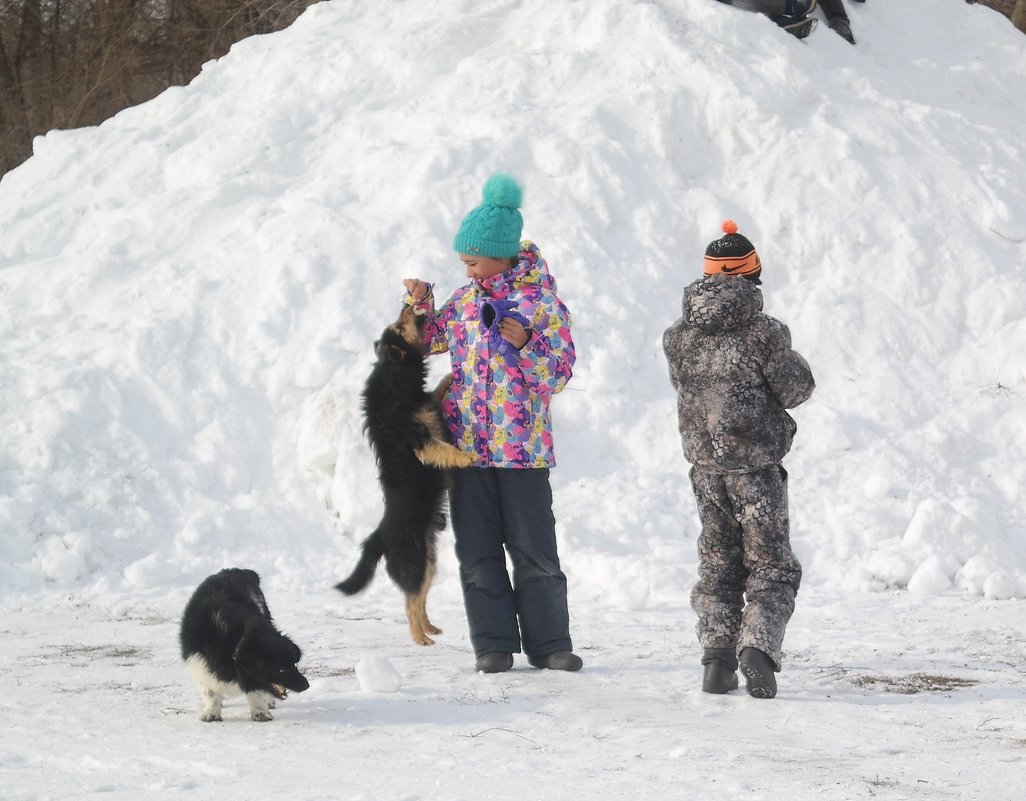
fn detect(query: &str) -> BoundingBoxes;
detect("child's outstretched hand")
[403,278,431,302]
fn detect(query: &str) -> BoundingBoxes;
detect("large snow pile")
[4,4,1026,800]
[1,0,1024,612]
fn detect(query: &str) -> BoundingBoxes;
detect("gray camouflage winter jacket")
[662,275,815,474]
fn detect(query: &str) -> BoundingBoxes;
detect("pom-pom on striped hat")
[453,173,524,259]
[703,220,762,284]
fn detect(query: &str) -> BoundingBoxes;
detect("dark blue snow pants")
[449,467,573,660]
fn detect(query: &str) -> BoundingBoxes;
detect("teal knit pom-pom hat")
[453,173,524,259]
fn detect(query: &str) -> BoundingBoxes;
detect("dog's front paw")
[200,712,223,723]
[251,711,273,722]
[456,451,479,468]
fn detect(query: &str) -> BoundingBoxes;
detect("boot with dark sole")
[739,647,778,699]
[771,15,819,39]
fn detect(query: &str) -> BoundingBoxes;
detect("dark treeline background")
[1,1,1025,180]
[972,0,1026,30]
[973,0,1026,25]
[0,0,319,177]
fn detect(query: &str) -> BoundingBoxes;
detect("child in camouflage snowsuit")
[662,221,815,699]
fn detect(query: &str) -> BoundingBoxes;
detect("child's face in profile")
[459,254,509,281]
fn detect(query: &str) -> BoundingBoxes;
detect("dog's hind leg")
[405,592,434,645]
[247,692,273,722]
[421,561,442,637]
[405,562,441,645]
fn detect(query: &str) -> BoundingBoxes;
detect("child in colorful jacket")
[402,173,582,674]
[662,221,815,699]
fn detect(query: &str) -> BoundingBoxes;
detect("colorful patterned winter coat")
[414,242,575,469]
[662,275,815,474]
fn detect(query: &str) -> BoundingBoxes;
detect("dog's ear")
[386,344,406,364]
[283,635,302,664]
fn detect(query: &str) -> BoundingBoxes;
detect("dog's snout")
[287,667,310,693]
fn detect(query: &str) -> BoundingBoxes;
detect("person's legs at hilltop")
[819,0,856,43]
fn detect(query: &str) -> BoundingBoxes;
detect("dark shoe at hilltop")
[771,14,818,39]
[829,18,856,44]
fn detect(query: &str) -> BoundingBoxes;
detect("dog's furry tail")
[335,532,385,595]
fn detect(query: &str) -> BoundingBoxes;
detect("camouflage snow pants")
[689,464,802,671]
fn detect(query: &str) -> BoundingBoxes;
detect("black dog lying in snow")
[180,568,309,721]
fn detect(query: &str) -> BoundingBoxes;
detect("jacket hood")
[683,275,763,333]
[477,241,556,298]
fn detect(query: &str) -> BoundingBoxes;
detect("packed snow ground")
[1,1,1025,799]
[2,589,1025,800]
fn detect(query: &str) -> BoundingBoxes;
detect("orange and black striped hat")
[703,220,762,284]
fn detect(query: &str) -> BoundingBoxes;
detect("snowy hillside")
[1,2,1026,798]
[2,0,1024,603]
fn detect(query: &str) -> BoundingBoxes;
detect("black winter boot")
[528,651,583,671]
[739,648,778,699]
[475,652,514,673]
[701,648,739,694]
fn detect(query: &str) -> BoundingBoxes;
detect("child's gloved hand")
[498,317,530,349]
[480,299,531,353]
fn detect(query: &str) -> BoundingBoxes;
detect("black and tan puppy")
[336,304,476,645]
[181,568,309,721]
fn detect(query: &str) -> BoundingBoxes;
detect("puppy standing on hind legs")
[335,304,476,645]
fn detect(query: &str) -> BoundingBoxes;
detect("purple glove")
[480,299,530,356]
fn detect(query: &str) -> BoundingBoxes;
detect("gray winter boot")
[475,652,514,673]
[528,651,583,671]
[739,647,778,699]
[701,648,739,694]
